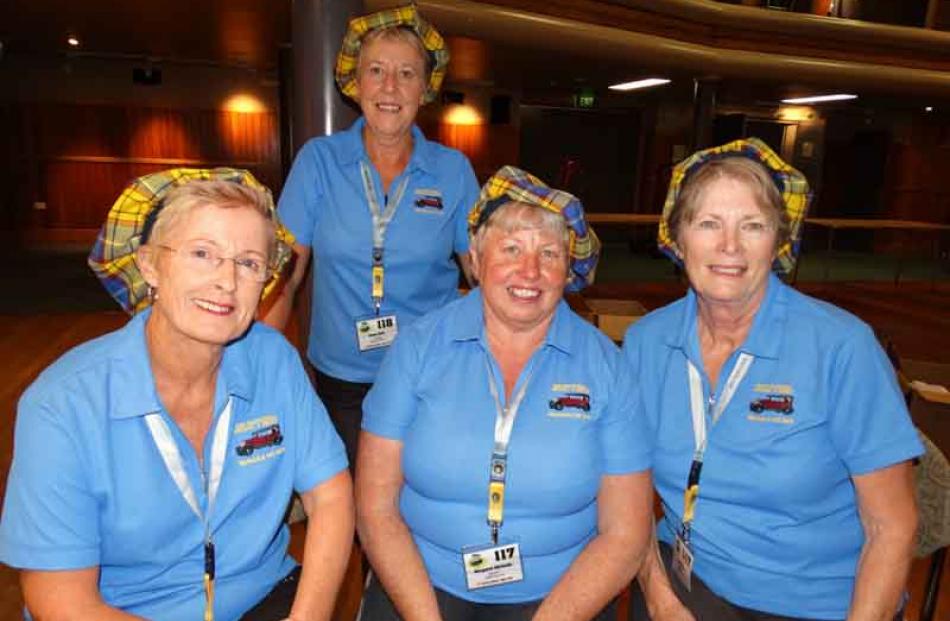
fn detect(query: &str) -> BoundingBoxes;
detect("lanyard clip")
[491,522,500,546]
[372,247,384,265]
[678,521,692,544]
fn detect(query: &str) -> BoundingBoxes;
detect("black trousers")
[629,542,901,621]
[359,571,618,621]
[312,367,372,474]
[239,567,301,620]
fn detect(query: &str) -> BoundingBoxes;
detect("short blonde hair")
[473,201,570,255]
[146,179,279,263]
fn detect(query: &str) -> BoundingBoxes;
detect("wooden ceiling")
[2,0,949,104]
[0,0,290,70]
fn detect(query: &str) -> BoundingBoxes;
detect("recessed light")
[67,36,80,47]
[608,78,671,92]
[781,94,857,104]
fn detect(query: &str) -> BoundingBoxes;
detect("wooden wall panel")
[4,103,281,236]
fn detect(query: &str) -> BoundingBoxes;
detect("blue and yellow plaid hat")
[335,4,449,105]
[658,137,812,275]
[468,165,600,292]
[88,167,294,315]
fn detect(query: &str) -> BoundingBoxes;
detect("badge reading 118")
[355,314,398,352]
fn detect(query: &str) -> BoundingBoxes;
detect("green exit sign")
[574,88,595,108]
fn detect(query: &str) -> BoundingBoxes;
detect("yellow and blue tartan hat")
[468,165,600,292]
[658,137,812,275]
[88,167,294,315]
[335,4,449,105]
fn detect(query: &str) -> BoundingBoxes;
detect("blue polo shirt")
[622,273,922,619]
[363,289,652,603]
[278,118,479,382]
[0,310,347,621]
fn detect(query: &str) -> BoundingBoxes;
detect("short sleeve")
[277,141,323,248]
[288,348,348,493]
[362,330,422,441]
[0,397,101,569]
[827,324,923,475]
[453,157,479,255]
[621,323,660,443]
[599,352,652,475]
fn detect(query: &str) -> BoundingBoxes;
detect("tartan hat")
[658,137,812,275]
[88,168,294,315]
[335,4,449,105]
[468,165,600,292]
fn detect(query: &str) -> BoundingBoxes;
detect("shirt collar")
[339,117,436,175]
[450,288,574,355]
[663,272,787,361]
[109,309,255,419]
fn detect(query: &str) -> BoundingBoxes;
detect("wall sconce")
[443,103,482,126]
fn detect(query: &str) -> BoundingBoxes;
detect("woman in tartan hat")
[357,166,654,620]
[265,5,479,470]
[1,170,353,621]
[623,140,921,621]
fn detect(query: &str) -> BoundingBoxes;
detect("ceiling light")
[608,78,671,92]
[67,36,80,47]
[781,94,857,104]
[925,106,934,112]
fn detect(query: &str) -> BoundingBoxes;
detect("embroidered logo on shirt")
[234,415,286,465]
[413,188,444,212]
[548,383,592,419]
[747,390,795,424]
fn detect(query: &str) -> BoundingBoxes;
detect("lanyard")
[680,353,753,537]
[144,398,233,621]
[484,356,535,545]
[359,161,409,315]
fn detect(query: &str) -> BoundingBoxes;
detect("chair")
[914,431,950,621]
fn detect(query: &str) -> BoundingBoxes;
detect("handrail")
[402,0,950,96]
[611,0,950,54]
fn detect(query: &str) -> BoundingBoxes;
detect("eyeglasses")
[157,242,272,283]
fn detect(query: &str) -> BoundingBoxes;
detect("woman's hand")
[650,599,697,621]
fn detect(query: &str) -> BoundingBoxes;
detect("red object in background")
[812,0,834,16]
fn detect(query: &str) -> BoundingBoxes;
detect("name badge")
[462,542,524,590]
[355,314,398,352]
[671,533,694,592]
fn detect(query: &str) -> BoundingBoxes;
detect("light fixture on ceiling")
[608,78,671,92]
[67,35,80,47]
[780,94,857,104]
[925,106,934,112]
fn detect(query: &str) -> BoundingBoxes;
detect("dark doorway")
[519,106,640,214]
